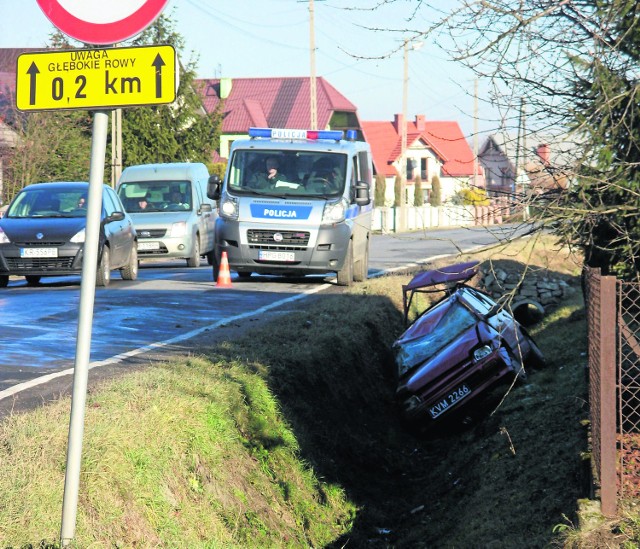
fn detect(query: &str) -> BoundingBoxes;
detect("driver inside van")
[249,156,286,189]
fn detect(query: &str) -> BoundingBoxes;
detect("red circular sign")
[36,0,169,45]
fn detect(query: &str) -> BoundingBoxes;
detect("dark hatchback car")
[394,261,545,428]
[0,182,138,287]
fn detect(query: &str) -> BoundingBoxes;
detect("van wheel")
[187,237,200,267]
[121,245,138,280]
[336,239,354,286]
[353,238,369,282]
[96,246,111,287]
[206,250,215,266]
[25,275,42,286]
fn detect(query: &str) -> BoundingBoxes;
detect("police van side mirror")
[354,181,371,206]
[207,175,221,200]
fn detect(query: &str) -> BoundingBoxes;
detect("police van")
[208,127,373,285]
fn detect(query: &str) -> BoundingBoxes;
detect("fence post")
[599,275,617,517]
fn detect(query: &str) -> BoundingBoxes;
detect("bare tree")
[443,0,640,280]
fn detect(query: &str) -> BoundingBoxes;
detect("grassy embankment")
[1,233,638,547]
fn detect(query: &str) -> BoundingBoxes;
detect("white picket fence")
[371,204,504,233]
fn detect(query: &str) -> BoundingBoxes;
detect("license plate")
[20,247,58,258]
[138,241,160,251]
[259,250,295,262]
[429,384,471,419]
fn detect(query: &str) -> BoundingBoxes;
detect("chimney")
[536,143,550,165]
[415,114,426,132]
[393,113,404,134]
[220,77,233,99]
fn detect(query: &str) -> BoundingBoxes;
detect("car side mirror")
[105,211,125,223]
[354,181,371,206]
[207,175,221,200]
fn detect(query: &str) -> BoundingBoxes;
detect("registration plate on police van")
[138,241,160,251]
[20,247,57,258]
[259,250,295,262]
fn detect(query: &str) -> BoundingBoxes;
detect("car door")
[103,187,129,267]
[195,181,214,253]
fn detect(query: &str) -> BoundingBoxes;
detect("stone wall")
[479,266,578,320]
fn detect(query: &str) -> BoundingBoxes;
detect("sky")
[0,0,501,142]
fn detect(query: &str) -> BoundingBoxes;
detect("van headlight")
[169,221,187,238]
[70,228,85,243]
[220,195,238,220]
[321,197,348,225]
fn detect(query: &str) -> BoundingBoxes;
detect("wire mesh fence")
[584,266,640,516]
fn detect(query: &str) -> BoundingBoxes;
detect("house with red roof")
[361,114,483,204]
[195,76,362,159]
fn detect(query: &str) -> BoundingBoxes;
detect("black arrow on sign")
[27,62,40,105]
[152,54,166,99]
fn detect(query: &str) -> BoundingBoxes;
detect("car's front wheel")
[187,236,200,268]
[96,246,111,287]
[121,245,138,281]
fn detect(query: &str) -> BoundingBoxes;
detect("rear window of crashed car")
[393,261,545,428]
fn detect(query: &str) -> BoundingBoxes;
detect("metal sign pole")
[60,110,109,546]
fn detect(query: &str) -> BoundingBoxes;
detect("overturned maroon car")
[394,261,544,427]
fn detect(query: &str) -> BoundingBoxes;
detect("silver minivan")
[117,163,216,267]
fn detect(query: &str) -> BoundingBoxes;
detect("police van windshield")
[228,150,347,197]
[118,181,192,213]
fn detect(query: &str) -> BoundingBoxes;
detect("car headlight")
[321,197,348,225]
[0,227,10,244]
[473,344,492,362]
[70,228,85,243]
[220,195,238,220]
[169,221,187,238]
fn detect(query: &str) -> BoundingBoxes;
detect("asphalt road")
[0,224,530,405]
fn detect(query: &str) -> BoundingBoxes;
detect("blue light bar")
[248,127,344,141]
[346,129,357,141]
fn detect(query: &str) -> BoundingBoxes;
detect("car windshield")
[227,150,347,198]
[6,188,90,218]
[395,297,478,374]
[118,180,192,212]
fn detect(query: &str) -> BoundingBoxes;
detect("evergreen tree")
[122,11,221,166]
[413,175,424,206]
[393,175,402,207]
[374,173,386,207]
[430,175,442,206]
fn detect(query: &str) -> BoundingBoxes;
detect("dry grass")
[2,233,635,548]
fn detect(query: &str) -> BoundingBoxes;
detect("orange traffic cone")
[216,251,233,288]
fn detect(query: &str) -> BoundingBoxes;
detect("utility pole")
[309,0,317,130]
[399,39,423,231]
[473,79,478,187]
[400,39,409,231]
[110,108,122,187]
[110,43,122,188]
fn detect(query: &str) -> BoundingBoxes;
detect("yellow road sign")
[16,45,177,111]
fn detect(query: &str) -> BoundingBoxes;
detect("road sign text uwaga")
[16,44,177,111]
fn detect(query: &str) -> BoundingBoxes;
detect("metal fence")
[584,267,640,516]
